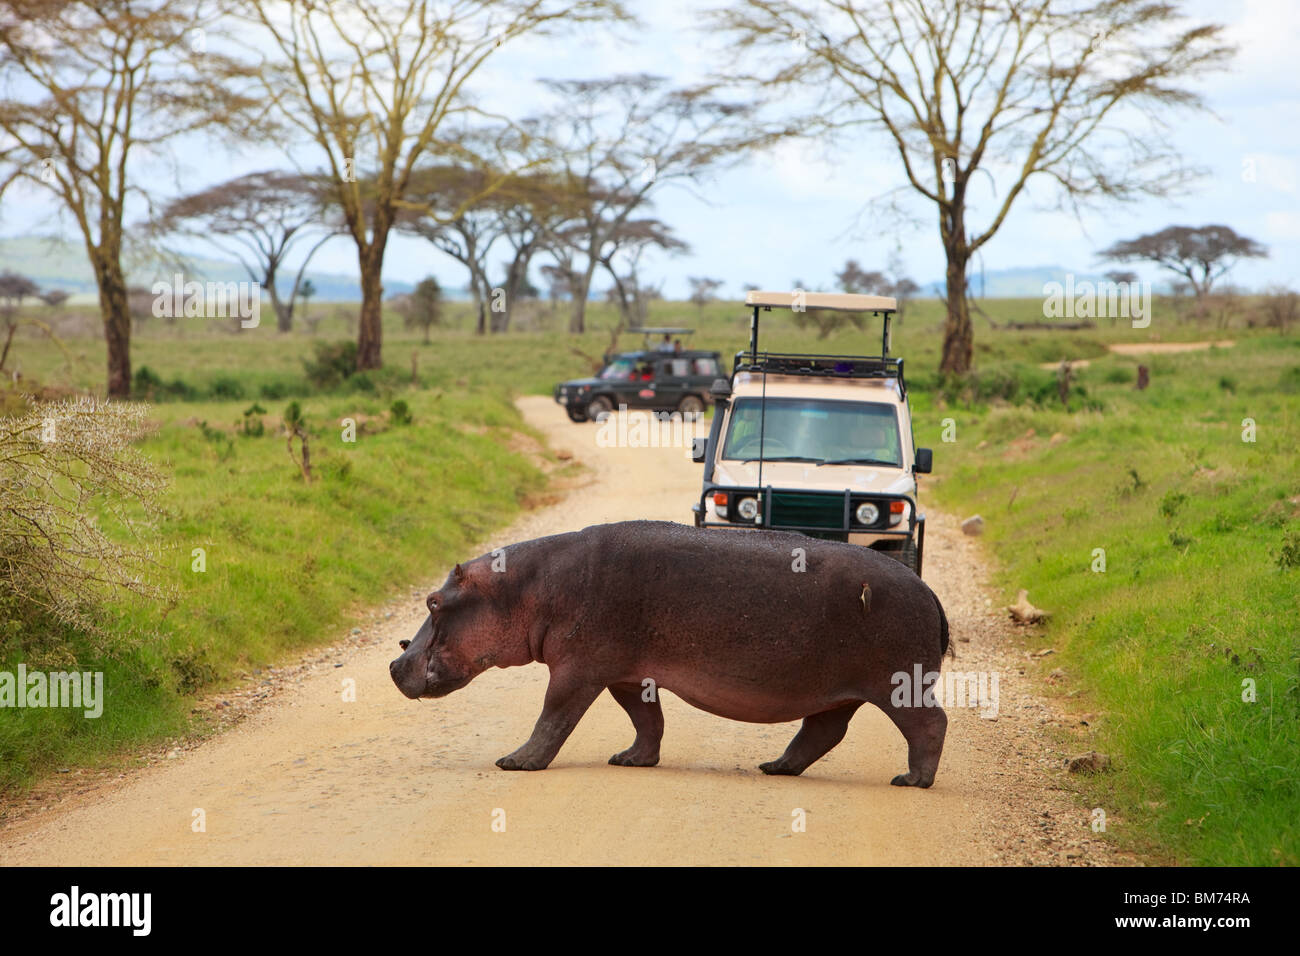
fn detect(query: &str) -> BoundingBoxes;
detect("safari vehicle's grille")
[768,491,844,530]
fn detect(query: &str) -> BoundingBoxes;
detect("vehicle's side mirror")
[915,447,933,474]
[691,437,708,463]
[709,378,731,400]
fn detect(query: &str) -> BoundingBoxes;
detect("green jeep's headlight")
[737,496,759,521]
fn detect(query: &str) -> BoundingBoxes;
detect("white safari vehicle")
[690,290,933,575]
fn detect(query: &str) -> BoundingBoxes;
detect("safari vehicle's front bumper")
[692,484,924,549]
[554,383,587,407]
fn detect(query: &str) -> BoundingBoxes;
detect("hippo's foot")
[608,747,659,767]
[883,701,947,789]
[890,770,935,788]
[758,759,806,776]
[495,753,548,771]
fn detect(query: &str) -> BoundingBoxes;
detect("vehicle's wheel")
[677,394,705,417]
[566,406,588,423]
[586,395,614,422]
[884,538,919,575]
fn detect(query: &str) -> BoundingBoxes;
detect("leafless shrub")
[1258,286,1298,333]
[0,397,172,659]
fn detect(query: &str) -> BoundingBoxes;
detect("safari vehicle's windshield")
[721,397,903,466]
[599,358,636,380]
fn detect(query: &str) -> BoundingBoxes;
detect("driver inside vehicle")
[834,415,897,464]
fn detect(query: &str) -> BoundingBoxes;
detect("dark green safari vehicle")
[553,327,726,422]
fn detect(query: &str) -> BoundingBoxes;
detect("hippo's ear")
[452,563,465,583]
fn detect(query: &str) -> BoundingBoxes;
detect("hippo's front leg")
[496,671,605,771]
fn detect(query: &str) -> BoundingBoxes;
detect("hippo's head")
[389,559,526,700]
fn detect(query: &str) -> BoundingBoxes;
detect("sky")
[2,0,1296,299]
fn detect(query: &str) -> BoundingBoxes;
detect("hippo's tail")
[936,592,953,660]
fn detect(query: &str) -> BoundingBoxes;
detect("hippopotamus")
[390,520,951,787]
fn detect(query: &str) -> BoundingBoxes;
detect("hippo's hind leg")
[496,672,604,771]
[606,683,663,767]
[759,702,863,776]
[882,700,947,788]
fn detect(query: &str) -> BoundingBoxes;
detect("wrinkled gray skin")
[390,520,950,786]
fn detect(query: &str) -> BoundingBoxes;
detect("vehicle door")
[652,357,691,410]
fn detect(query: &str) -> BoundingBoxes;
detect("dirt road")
[0,397,1125,865]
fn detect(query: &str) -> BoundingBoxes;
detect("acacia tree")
[599,217,688,325]
[531,74,779,332]
[0,271,38,369]
[1099,225,1267,299]
[392,276,443,343]
[239,0,627,371]
[0,0,251,397]
[399,164,504,336]
[836,260,890,295]
[710,0,1234,375]
[687,276,723,318]
[493,171,580,332]
[150,170,340,332]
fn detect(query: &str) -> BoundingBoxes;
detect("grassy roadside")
[925,336,1300,866]
[0,385,548,792]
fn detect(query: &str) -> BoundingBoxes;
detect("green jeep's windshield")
[721,397,903,466]
[599,358,635,380]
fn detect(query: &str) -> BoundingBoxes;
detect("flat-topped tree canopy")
[745,291,897,313]
[631,326,695,335]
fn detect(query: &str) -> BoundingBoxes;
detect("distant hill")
[3,235,1173,304]
[0,235,453,302]
[924,264,1172,297]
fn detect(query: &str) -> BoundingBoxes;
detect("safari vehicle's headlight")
[855,502,880,525]
[737,496,759,521]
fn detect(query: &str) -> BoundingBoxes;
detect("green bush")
[302,340,358,390]
[1277,531,1300,570]
[241,403,267,437]
[132,365,164,399]
[209,376,245,400]
[132,365,197,401]
[259,379,295,400]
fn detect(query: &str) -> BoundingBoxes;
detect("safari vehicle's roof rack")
[630,325,695,348]
[732,351,906,398]
[738,290,905,397]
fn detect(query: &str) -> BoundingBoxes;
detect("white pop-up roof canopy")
[745,290,897,312]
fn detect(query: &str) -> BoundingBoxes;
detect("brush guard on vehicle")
[696,485,920,537]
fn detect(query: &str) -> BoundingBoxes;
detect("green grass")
[926,335,1300,866]
[0,384,546,791]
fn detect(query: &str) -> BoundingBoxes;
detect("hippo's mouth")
[420,673,472,699]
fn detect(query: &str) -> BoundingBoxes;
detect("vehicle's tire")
[884,538,919,575]
[566,406,588,423]
[677,394,705,417]
[586,395,614,422]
